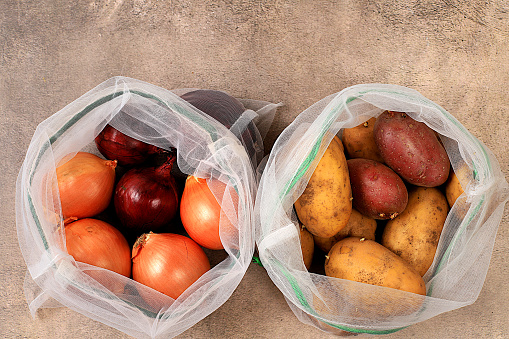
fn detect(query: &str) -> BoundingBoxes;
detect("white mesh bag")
[255,84,509,336]
[16,76,280,338]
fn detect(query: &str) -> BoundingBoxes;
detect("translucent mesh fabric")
[16,77,280,338]
[255,84,509,335]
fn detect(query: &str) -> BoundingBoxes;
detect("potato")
[300,224,314,270]
[342,117,384,163]
[445,164,471,207]
[347,158,408,220]
[313,274,425,319]
[313,209,377,253]
[295,136,352,238]
[445,165,472,220]
[374,111,450,187]
[325,237,426,316]
[382,187,449,276]
[325,237,426,295]
[445,170,462,207]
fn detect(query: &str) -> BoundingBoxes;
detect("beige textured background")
[2,1,508,338]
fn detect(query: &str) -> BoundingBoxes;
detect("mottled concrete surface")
[2,1,508,338]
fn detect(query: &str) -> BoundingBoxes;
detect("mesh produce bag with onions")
[255,84,509,336]
[16,77,280,338]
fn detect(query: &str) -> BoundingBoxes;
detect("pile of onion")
[58,99,251,305]
[56,152,117,219]
[132,232,210,300]
[114,153,179,231]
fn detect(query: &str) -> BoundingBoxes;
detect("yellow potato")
[445,164,472,221]
[325,237,426,317]
[325,237,426,295]
[342,117,384,163]
[382,187,449,276]
[313,209,377,253]
[445,164,471,207]
[445,170,461,207]
[294,136,352,238]
[300,224,314,270]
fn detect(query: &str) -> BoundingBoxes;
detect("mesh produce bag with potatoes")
[16,77,280,338]
[254,84,509,335]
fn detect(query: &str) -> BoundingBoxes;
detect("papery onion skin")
[180,176,237,250]
[95,124,162,167]
[132,233,210,300]
[114,154,179,231]
[56,152,117,219]
[65,218,131,293]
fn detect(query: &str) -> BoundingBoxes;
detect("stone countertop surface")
[1,1,508,338]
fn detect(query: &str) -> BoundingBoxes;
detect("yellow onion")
[132,232,210,300]
[180,176,238,250]
[56,152,117,219]
[65,218,131,294]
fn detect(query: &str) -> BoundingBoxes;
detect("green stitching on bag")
[26,91,126,267]
[278,95,354,200]
[27,191,49,253]
[426,193,485,297]
[251,256,264,267]
[270,258,407,334]
[129,90,221,143]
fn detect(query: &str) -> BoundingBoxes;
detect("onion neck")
[132,232,152,259]
[154,154,176,176]
[152,153,177,186]
[187,175,206,185]
[105,159,118,170]
[148,144,166,155]
[63,217,78,226]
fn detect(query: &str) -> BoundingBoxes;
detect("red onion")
[180,90,261,161]
[114,154,179,231]
[95,124,162,167]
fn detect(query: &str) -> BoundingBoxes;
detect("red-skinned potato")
[374,111,450,187]
[347,158,408,220]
